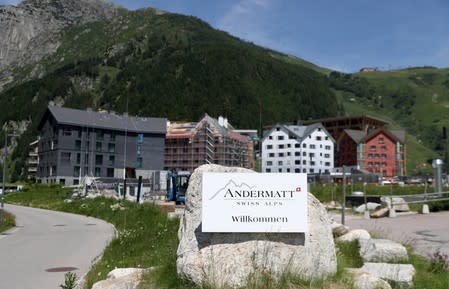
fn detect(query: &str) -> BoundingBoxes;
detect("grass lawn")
[6,184,449,289]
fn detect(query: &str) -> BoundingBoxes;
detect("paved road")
[341,211,449,257]
[0,204,115,289]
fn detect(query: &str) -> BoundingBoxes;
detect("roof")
[341,128,406,144]
[343,129,366,143]
[39,106,166,134]
[302,115,389,126]
[263,123,335,143]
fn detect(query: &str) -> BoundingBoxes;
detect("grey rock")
[370,207,389,218]
[381,197,410,212]
[0,0,119,90]
[176,164,337,288]
[92,268,146,289]
[361,263,415,289]
[337,229,371,243]
[359,239,408,263]
[331,222,349,237]
[346,268,392,289]
[354,202,381,213]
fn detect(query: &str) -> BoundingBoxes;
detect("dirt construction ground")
[331,210,449,258]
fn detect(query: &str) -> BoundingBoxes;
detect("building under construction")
[165,114,255,172]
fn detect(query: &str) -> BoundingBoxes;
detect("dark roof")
[302,115,389,126]
[344,129,366,143]
[262,123,335,143]
[39,106,166,134]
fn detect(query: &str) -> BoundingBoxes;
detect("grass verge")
[6,185,449,289]
[0,210,15,233]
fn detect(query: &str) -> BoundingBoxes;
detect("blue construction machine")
[166,170,190,204]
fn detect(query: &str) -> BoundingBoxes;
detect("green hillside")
[0,9,342,181]
[331,67,449,173]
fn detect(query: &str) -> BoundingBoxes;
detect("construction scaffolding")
[164,115,253,172]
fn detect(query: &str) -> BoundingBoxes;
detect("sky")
[1,0,449,72]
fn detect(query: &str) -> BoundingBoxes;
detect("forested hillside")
[0,8,342,181]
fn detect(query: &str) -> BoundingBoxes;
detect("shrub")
[428,250,449,273]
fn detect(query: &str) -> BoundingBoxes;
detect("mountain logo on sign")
[209,180,256,200]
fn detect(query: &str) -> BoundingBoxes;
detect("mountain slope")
[0,5,342,181]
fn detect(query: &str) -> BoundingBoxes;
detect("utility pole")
[341,166,346,225]
[1,131,19,225]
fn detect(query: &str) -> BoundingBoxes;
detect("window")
[278,152,284,157]
[277,136,284,140]
[77,129,82,138]
[266,161,273,166]
[325,145,331,150]
[75,140,81,150]
[378,137,385,144]
[370,145,376,151]
[295,143,300,148]
[61,152,71,163]
[268,153,275,157]
[303,168,307,173]
[278,168,282,172]
[295,169,300,173]
[137,157,143,168]
[95,167,101,177]
[96,131,104,140]
[310,144,316,149]
[325,162,331,166]
[95,154,103,165]
[137,145,142,156]
[268,136,273,140]
[309,168,314,173]
[295,160,300,165]
[110,132,116,141]
[302,152,306,156]
[302,143,307,148]
[137,133,144,144]
[108,155,115,166]
[295,152,300,156]
[107,168,114,178]
[278,161,283,165]
[76,153,81,164]
[85,153,89,164]
[96,142,102,152]
[73,166,80,177]
[108,143,115,153]
[278,144,285,149]
[381,146,387,151]
[286,168,290,172]
[266,145,273,149]
[324,154,330,158]
[309,153,315,157]
[302,160,307,165]
[266,168,271,172]
[325,137,329,140]
[310,161,316,166]
[287,144,291,148]
[287,152,291,156]
[316,136,322,141]
[63,128,72,136]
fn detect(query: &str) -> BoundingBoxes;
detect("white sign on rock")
[202,173,308,232]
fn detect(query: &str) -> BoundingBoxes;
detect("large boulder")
[359,239,408,263]
[337,229,371,243]
[346,268,392,289]
[176,164,337,288]
[381,197,410,212]
[354,202,381,213]
[92,268,146,289]
[360,263,415,289]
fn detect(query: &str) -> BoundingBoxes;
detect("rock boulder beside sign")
[176,164,337,288]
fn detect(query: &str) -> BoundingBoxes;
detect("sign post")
[202,173,308,233]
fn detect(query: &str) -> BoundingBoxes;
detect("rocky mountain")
[0,0,120,90]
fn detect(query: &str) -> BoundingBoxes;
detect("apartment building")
[262,123,335,174]
[36,106,166,186]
